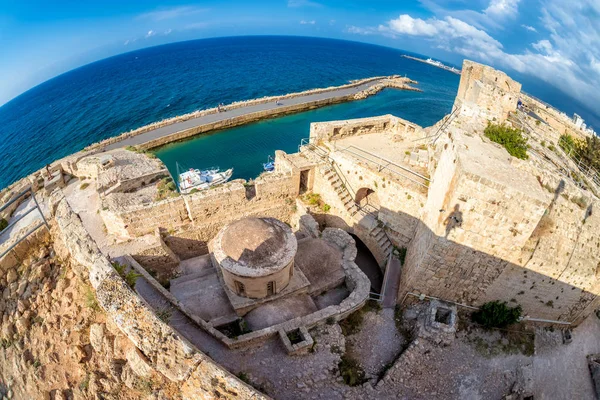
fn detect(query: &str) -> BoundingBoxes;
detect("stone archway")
[355,187,380,214]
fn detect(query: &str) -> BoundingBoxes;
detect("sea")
[0,36,464,189]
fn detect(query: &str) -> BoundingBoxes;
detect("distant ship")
[178,167,233,193]
[402,55,461,75]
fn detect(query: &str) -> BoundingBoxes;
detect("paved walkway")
[105,79,387,150]
[382,256,402,308]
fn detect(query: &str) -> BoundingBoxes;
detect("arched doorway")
[355,187,380,215]
[350,233,383,293]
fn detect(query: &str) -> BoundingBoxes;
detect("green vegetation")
[111,261,141,288]
[303,192,332,213]
[340,309,364,336]
[394,246,407,266]
[237,372,250,384]
[155,307,172,323]
[338,354,366,386]
[84,286,100,311]
[155,177,179,201]
[484,123,529,160]
[560,134,600,173]
[79,182,90,190]
[0,218,7,231]
[472,301,522,328]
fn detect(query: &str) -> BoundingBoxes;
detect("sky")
[1,0,599,127]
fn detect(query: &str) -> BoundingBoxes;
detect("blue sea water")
[0,36,464,189]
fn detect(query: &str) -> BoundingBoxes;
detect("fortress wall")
[51,195,266,399]
[521,93,591,141]
[400,139,550,304]
[401,137,460,296]
[104,195,190,238]
[309,115,421,143]
[482,177,600,321]
[455,60,521,127]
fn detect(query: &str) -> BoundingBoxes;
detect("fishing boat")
[263,155,275,172]
[178,167,233,194]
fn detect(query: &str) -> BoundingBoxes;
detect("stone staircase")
[322,165,360,217]
[370,225,394,260]
[321,162,394,261]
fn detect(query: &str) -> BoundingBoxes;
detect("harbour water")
[0,36,463,189]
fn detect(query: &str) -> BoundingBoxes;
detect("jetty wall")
[90,76,418,151]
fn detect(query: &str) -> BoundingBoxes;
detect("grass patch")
[484,122,528,160]
[155,308,172,323]
[155,177,179,201]
[338,354,366,386]
[339,309,364,336]
[84,287,100,311]
[111,261,141,288]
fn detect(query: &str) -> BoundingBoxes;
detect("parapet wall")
[102,172,298,240]
[51,193,267,399]
[309,114,421,143]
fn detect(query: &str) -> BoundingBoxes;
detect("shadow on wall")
[311,196,598,325]
[162,235,209,260]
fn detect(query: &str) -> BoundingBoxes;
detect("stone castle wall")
[50,194,266,399]
[455,59,521,127]
[102,173,298,244]
[309,114,422,143]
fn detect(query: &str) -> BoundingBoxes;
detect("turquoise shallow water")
[153,87,455,181]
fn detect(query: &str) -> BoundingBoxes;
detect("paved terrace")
[105,77,411,151]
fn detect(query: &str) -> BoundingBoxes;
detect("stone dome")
[221,218,288,270]
[214,217,297,278]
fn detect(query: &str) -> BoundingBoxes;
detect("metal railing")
[339,145,430,189]
[0,186,49,259]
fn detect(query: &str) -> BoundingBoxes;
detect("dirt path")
[534,315,600,399]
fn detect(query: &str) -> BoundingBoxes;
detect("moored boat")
[178,167,233,194]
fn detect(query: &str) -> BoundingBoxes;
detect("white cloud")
[300,20,316,25]
[349,4,600,114]
[288,0,322,8]
[164,29,172,35]
[521,24,537,32]
[145,30,156,38]
[484,0,521,18]
[137,6,207,21]
[346,25,373,35]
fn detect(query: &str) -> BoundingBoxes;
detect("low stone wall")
[125,226,370,350]
[51,194,268,399]
[309,114,422,143]
[103,172,298,239]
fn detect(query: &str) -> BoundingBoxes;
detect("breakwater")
[97,75,420,151]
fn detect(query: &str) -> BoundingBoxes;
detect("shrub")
[338,355,366,386]
[484,123,529,160]
[0,218,7,231]
[79,183,89,190]
[472,301,522,328]
[111,261,141,288]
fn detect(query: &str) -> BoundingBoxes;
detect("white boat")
[178,167,233,194]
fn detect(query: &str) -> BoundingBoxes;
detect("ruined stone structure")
[455,59,522,127]
[212,217,297,299]
[2,59,599,399]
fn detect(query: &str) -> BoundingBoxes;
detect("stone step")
[170,267,216,287]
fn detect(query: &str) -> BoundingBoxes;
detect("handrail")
[340,145,430,189]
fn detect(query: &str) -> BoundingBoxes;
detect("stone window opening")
[267,280,275,296]
[235,280,246,296]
